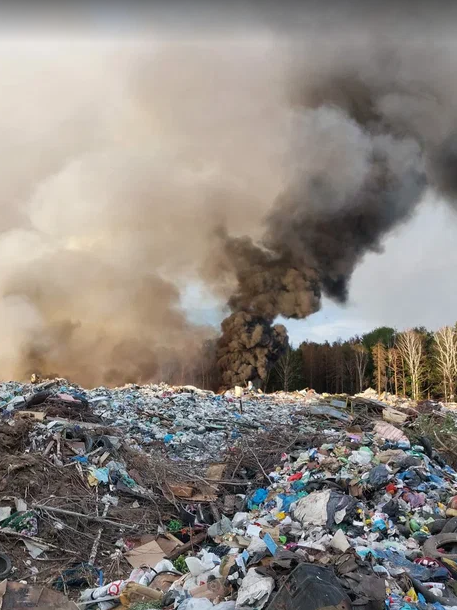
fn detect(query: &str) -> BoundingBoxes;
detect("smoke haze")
[1,11,457,386]
[0,38,288,385]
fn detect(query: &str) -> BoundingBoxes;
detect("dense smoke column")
[215,109,427,386]
[217,311,288,388]
[216,44,457,387]
[215,232,320,387]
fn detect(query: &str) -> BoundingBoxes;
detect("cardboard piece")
[99,451,110,466]
[373,420,408,443]
[205,463,226,481]
[169,484,195,498]
[15,411,45,422]
[224,535,250,549]
[125,539,165,569]
[120,582,163,605]
[382,407,408,424]
[0,581,78,609]
[150,572,182,593]
[156,533,183,557]
[262,526,280,542]
[190,578,226,600]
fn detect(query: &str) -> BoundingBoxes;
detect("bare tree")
[387,347,400,395]
[399,353,407,397]
[397,330,424,400]
[344,352,357,394]
[274,347,301,392]
[371,342,387,395]
[352,344,368,392]
[434,326,457,402]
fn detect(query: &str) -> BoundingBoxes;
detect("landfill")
[2,381,457,610]
[0,380,341,462]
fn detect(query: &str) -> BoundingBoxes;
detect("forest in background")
[266,326,457,401]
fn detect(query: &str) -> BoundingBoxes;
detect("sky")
[183,189,457,346]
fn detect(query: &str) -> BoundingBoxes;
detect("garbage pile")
[0,380,348,462]
[353,387,449,415]
[2,379,457,609]
[73,414,457,610]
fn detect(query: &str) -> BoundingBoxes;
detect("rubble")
[2,379,457,609]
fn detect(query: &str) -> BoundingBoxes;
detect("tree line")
[266,325,457,401]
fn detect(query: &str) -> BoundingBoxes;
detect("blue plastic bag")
[248,488,268,508]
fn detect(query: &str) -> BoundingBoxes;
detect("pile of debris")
[74,417,457,610]
[0,380,348,463]
[1,379,457,609]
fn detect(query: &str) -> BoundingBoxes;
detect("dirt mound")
[0,420,34,454]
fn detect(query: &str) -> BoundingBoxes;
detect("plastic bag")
[369,465,390,487]
[208,515,233,538]
[293,490,331,526]
[214,602,236,610]
[178,598,214,610]
[349,448,373,466]
[384,549,431,581]
[186,556,215,577]
[248,489,268,508]
[236,568,275,609]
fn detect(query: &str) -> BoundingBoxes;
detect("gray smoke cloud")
[215,39,457,387]
[0,37,286,386]
[1,19,457,387]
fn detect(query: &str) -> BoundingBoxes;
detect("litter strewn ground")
[1,380,457,610]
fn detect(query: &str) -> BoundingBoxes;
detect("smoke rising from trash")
[2,32,457,387]
[215,41,457,387]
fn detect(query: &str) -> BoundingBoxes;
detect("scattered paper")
[263,533,278,556]
[24,539,49,559]
[246,524,262,538]
[15,499,27,512]
[0,508,11,522]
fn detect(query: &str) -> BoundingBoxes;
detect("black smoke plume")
[217,42,457,387]
[217,312,288,388]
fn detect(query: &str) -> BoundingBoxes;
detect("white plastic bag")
[293,490,331,526]
[236,568,275,609]
[178,598,214,610]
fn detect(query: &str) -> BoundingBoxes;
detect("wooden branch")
[0,529,78,554]
[166,531,207,560]
[33,504,139,530]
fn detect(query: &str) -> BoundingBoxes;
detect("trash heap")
[70,413,457,610]
[2,378,457,609]
[0,380,346,462]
